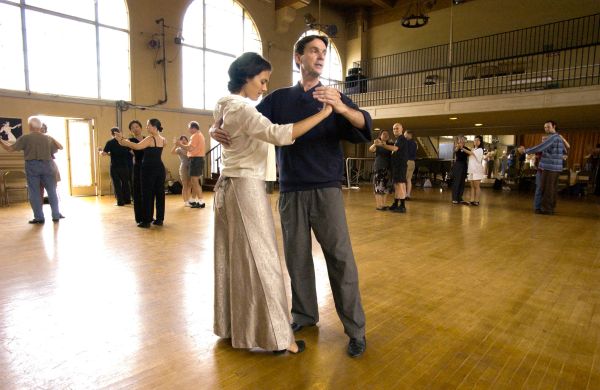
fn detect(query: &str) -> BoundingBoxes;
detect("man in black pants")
[451,135,470,205]
[378,123,408,213]
[100,127,132,206]
[211,35,372,358]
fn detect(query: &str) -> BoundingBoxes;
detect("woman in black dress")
[368,130,393,210]
[117,119,166,228]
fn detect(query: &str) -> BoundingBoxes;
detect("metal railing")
[338,14,600,106]
[344,157,375,189]
[204,143,222,180]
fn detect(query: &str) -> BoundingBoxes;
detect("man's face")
[295,38,327,78]
[392,124,403,137]
[544,122,555,133]
[130,123,142,136]
[188,126,197,135]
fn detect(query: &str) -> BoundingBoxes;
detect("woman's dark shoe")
[137,222,151,228]
[470,201,480,206]
[28,219,45,224]
[152,220,163,226]
[273,340,306,355]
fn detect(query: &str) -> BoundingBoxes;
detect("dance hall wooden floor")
[1,187,599,389]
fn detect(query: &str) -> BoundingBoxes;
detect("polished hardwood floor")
[1,186,599,389]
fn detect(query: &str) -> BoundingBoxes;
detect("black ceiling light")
[304,12,338,37]
[401,0,436,28]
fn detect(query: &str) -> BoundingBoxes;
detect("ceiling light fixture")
[474,123,483,126]
[449,117,458,120]
[401,0,436,28]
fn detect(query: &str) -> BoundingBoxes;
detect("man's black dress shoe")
[273,340,306,355]
[291,322,304,332]
[291,322,316,333]
[152,220,163,226]
[28,219,45,224]
[137,222,151,228]
[347,337,367,358]
[52,214,65,222]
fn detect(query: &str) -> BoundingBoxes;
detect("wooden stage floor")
[1,187,599,389]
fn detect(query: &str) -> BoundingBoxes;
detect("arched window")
[182,0,262,110]
[292,30,343,87]
[0,0,130,100]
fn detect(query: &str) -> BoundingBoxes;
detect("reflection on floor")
[0,188,599,389]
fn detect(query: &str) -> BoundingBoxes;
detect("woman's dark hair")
[110,127,120,135]
[227,52,272,93]
[474,135,484,148]
[545,120,557,128]
[378,130,390,140]
[294,35,329,69]
[128,120,142,130]
[148,118,163,132]
[179,135,188,142]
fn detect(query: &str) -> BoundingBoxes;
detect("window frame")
[0,0,131,101]
[181,0,262,110]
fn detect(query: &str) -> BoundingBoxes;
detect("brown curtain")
[518,129,600,170]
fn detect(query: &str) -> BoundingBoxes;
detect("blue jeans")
[25,160,60,221]
[534,170,542,210]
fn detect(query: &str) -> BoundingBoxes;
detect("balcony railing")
[334,13,600,107]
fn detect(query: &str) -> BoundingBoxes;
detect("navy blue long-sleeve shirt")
[257,82,372,192]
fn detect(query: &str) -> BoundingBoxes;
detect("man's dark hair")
[128,120,142,130]
[227,52,272,93]
[294,35,329,69]
[188,121,200,130]
[545,120,557,128]
[110,127,120,136]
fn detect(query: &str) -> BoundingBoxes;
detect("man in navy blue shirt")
[212,35,372,357]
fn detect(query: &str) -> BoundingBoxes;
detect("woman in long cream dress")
[213,52,332,354]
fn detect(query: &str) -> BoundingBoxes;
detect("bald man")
[0,117,63,223]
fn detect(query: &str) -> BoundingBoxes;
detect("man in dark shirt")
[378,123,408,212]
[100,127,132,206]
[212,35,372,358]
[451,136,470,204]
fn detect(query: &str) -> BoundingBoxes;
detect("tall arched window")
[292,30,343,86]
[0,0,131,100]
[182,0,262,110]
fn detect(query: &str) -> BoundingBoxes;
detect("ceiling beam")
[275,0,311,10]
[370,0,396,8]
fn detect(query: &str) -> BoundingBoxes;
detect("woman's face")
[130,122,142,136]
[146,121,156,134]
[241,70,271,101]
[380,131,390,141]
[474,138,481,147]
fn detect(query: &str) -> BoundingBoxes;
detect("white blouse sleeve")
[474,148,484,163]
[227,103,294,146]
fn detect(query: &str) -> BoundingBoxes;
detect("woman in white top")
[212,52,332,354]
[464,135,485,205]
